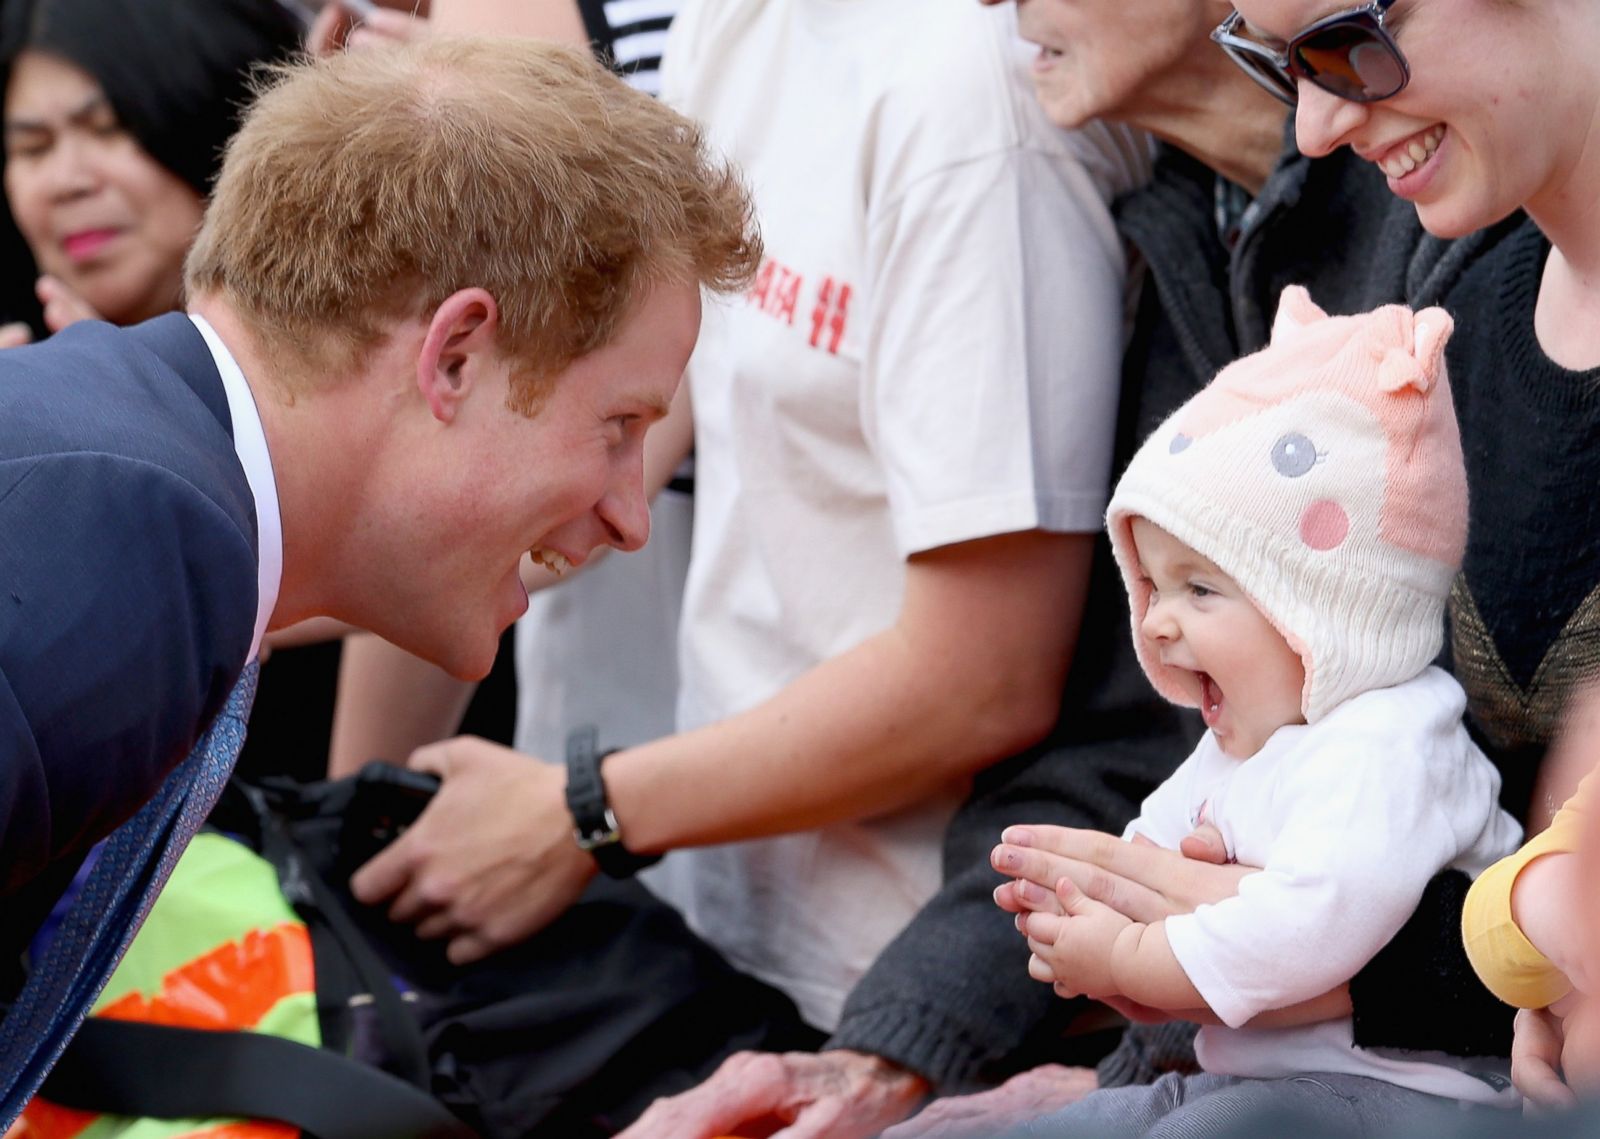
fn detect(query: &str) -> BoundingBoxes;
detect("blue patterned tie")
[0,663,259,1128]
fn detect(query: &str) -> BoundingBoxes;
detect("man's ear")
[417,287,501,423]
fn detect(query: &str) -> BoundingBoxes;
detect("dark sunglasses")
[1211,0,1410,107]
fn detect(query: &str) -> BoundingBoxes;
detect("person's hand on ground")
[349,735,594,964]
[615,1049,929,1139]
[879,1064,1098,1139]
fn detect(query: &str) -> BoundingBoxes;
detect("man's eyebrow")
[4,92,110,134]
[640,392,672,418]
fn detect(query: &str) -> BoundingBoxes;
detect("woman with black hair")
[0,0,304,342]
[0,0,361,781]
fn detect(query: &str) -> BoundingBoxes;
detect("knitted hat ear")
[1377,307,1455,394]
[1269,284,1331,345]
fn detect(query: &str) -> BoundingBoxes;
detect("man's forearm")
[608,613,1055,851]
[605,531,1088,853]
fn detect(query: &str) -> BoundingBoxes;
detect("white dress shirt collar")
[188,313,283,662]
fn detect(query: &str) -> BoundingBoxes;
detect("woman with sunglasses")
[878,2,1585,1137]
[1216,0,1600,1114]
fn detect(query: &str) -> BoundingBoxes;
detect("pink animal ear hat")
[1107,285,1467,724]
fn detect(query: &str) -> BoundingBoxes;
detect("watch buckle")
[574,806,622,852]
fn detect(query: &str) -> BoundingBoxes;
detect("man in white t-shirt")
[356,0,1148,1101]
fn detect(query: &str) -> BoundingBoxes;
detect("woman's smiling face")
[1228,0,1599,238]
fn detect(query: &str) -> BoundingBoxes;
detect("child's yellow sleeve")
[1463,779,1590,1009]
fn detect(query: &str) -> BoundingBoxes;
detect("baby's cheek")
[1561,998,1600,1096]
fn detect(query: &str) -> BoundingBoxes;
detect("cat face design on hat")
[1108,285,1468,724]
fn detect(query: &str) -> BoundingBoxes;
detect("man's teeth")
[531,548,570,576]
[1379,126,1445,179]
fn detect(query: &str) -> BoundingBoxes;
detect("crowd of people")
[1,0,1599,1137]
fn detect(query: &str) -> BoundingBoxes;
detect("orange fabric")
[6,1097,98,1139]
[98,924,312,1031]
[15,923,313,1139]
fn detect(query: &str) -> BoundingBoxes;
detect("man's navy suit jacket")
[0,314,259,965]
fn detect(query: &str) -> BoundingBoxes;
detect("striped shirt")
[577,0,676,96]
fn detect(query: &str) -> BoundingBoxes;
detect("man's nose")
[1293,82,1370,159]
[597,475,651,553]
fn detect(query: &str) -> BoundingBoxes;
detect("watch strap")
[564,725,661,878]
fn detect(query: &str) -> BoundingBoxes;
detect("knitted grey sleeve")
[826,851,1077,1090]
[1094,1022,1201,1088]
[826,689,1192,1089]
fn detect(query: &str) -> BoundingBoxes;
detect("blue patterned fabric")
[0,662,259,1128]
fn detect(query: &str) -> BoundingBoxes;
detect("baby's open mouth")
[1198,671,1223,728]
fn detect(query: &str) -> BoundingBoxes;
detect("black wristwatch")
[564,725,662,878]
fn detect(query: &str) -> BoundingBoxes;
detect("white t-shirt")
[647,0,1151,1030]
[512,485,692,761]
[1127,667,1523,1105]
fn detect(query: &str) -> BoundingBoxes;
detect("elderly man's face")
[982,0,1222,130]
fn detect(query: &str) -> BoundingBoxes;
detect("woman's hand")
[0,275,104,349]
[37,274,101,332]
[307,1,430,56]
[994,823,1350,1029]
[1514,1005,1579,1112]
[993,824,1252,924]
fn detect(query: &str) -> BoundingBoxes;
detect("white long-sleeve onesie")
[1126,666,1523,1104]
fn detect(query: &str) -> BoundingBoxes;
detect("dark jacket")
[0,314,257,967]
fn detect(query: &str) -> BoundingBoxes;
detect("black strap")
[41,1018,475,1139]
[244,782,435,1089]
[564,727,661,879]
